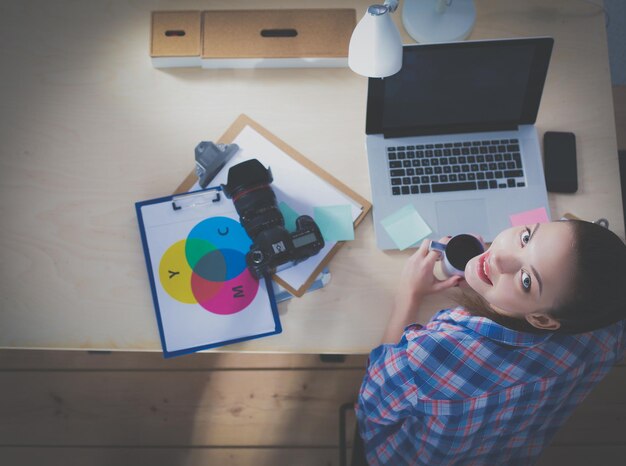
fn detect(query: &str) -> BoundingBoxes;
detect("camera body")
[222,159,325,279]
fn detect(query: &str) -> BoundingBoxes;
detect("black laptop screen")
[366,38,553,137]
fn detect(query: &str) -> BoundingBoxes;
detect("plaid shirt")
[356,307,625,465]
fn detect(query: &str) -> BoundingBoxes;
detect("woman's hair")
[458,220,626,334]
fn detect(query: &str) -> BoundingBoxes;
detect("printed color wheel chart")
[158,217,259,315]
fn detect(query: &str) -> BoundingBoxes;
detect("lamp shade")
[348,5,402,78]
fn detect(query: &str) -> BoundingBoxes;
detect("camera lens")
[222,159,285,240]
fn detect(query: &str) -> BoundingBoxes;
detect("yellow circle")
[159,240,196,304]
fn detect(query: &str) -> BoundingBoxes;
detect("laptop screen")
[366,38,553,137]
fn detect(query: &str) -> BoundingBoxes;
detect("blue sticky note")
[314,205,355,242]
[279,201,300,232]
[380,204,432,250]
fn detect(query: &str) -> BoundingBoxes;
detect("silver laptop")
[365,37,554,249]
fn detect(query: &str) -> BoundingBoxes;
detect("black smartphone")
[543,131,578,193]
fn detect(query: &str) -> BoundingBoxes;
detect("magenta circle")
[196,268,259,315]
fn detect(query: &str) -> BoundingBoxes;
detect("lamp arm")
[383,0,399,13]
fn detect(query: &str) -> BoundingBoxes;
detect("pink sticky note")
[509,207,550,227]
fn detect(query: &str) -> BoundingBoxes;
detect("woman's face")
[464,221,575,329]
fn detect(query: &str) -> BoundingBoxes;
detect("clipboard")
[175,114,372,297]
[136,186,282,358]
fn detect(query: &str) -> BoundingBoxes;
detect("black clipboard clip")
[171,186,223,211]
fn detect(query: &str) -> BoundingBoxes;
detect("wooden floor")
[1,87,625,466]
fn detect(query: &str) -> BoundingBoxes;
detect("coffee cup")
[429,234,485,278]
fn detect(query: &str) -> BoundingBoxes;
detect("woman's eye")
[520,228,531,246]
[521,270,532,291]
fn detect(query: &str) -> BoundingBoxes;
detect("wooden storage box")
[201,9,356,69]
[151,11,202,68]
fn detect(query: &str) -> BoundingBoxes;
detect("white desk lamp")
[348,0,403,78]
[403,0,476,43]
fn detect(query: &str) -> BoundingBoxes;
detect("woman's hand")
[395,237,462,310]
[381,237,462,344]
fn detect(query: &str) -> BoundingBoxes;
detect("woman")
[356,220,626,465]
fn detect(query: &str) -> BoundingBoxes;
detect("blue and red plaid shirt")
[356,307,626,465]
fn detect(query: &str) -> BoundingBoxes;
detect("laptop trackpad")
[435,199,489,237]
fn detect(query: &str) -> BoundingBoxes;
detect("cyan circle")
[187,217,251,255]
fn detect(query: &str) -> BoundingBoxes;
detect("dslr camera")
[222,159,325,279]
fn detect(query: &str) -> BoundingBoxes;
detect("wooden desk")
[0,0,622,354]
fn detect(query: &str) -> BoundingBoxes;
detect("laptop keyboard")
[387,138,525,196]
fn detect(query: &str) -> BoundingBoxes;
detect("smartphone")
[543,131,578,193]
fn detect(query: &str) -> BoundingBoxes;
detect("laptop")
[365,37,554,249]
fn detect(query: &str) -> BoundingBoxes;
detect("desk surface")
[0,0,622,354]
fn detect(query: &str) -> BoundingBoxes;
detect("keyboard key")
[476,173,485,180]
[398,152,406,159]
[498,162,506,169]
[406,168,415,176]
[468,173,476,180]
[458,174,467,181]
[416,168,424,175]
[504,169,524,178]
[422,159,431,167]
[389,161,401,168]
[407,151,415,159]
[478,181,488,189]
[452,166,461,173]
[412,176,420,184]
[489,180,498,189]
[507,179,516,187]
[390,169,405,177]
[407,145,415,150]
[499,183,507,188]
[495,171,503,178]
[461,165,470,172]
[413,159,421,167]
[517,182,526,187]
[507,144,520,152]
[434,166,442,174]
[432,181,477,192]
[417,150,425,158]
[411,185,419,194]
[420,185,431,193]
[391,178,402,185]
[421,176,429,183]
[434,143,443,148]
[392,187,400,195]
[403,160,411,167]
[425,167,433,175]
[401,186,410,194]
[440,175,449,182]
[431,175,439,183]
[486,172,494,179]
[388,153,397,160]
[449,174,458,181]
[402,177,411,185]
[443,166,451,173]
